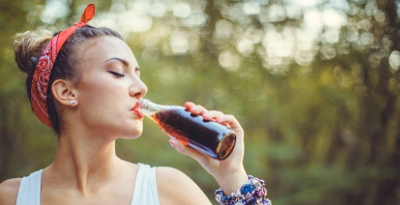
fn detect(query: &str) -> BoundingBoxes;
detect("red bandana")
[31,3,95,128]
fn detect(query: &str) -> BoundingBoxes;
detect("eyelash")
[108,71,125,77]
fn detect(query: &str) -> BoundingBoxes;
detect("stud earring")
[70,100,77,105]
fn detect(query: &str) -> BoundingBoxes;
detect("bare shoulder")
[0,178,21,205]
[156,167,211,205]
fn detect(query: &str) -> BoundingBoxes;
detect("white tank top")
[15,163,160,205]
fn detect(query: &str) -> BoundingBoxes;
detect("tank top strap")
[131,163,160,205]
[16,169,43,205]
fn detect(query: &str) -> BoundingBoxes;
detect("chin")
[122,127,143,139]
[124,132,142,139]
[111,119,143,139]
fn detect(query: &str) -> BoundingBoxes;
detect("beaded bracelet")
[215,175,271,205]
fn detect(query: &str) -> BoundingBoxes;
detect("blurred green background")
[1,0,400,204]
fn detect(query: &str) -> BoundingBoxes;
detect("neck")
[49,127,121,193]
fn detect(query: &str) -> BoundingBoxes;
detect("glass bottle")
[138,98,236,160]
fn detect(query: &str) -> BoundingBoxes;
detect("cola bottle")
[138,99,236,160]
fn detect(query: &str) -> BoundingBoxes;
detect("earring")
[70,100,77,105]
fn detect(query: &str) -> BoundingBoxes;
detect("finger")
[184,102,196,110]
[202,110,225,121]
[169,138,210,163]
[189,104,208,115]
[216,115,243,132]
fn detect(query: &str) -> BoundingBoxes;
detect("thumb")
[168,139,207,162]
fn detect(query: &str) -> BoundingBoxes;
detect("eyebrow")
[104,57,129,67]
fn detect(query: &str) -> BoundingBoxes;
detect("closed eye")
[108,71,125,77]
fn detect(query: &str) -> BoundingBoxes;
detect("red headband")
[31,3,95,128]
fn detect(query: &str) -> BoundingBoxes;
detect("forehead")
[79,36,137,68]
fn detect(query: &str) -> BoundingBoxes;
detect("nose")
[129,78,147,99]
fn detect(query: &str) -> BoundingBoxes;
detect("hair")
[13,25,123,135]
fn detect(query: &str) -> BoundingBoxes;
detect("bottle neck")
[139,98,171,117]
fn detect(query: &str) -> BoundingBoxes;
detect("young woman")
[0,4,270,205]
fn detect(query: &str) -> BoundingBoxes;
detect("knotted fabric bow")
[31,3,95,128]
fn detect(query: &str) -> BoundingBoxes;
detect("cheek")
[82,82,120,106]
[77,77,127,123]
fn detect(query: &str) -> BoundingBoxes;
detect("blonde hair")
[14,30,53,74]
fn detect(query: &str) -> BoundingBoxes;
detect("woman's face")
[74,36,147,139]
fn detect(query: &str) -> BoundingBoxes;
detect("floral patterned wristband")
[215,175,271,205]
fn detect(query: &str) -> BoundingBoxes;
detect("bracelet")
[215,175,271,205]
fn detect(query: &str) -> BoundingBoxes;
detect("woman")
[0,4,270,205]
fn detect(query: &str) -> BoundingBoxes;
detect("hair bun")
[13,30,53,74]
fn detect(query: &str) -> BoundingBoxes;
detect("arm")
[168,102,271,205]
[169,102,249,195]
[0,178,21,205]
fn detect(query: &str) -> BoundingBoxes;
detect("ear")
[51,79,78,107]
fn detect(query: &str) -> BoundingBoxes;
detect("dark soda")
[139,99,236,160]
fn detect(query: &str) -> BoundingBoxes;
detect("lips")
[131,102,144,118]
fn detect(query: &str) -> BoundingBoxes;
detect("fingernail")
[216,117,221,122]
[169,141,176,148]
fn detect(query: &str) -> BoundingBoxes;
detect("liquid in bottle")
[138,99,236,160]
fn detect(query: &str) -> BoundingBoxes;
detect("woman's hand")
[168,102,248,194]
